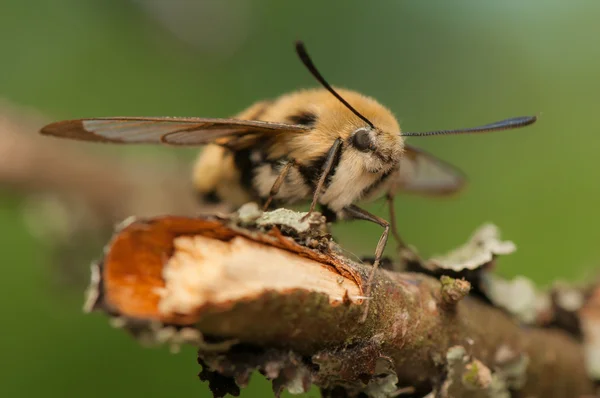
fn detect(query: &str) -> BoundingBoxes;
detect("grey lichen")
[257,207,326,234]
[446,345,468,365]
[577,288,600,380]
[482,274,548,325]
[274,365,312,395]
[440,345,511,398]
[553,282,585,312]
[442,345,469,396]
[113,215,138,233]
[235,202,328,236]
[582,320,600,379]
[199,348,313,398]
[363,357,399,398]
[235,202,263,224]
[83,261,102,313]
[493,346,529,391]
[108,317,238,354]
[428,224,515,272]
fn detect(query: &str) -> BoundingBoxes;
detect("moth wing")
[394,145,466,195]
[40,117,310,148]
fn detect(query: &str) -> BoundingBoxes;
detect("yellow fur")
[261,88,402,163]
[192,88,404,210]
[192,100,272,207]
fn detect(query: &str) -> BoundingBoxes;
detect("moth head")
[309,87,404,172]
[295,42,404,173]
[345,122,404,173]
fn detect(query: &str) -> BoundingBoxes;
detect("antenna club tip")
[525,115,538,125]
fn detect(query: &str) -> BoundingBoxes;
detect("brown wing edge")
[40,119,118,143]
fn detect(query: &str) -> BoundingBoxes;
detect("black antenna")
[402,116,537,137]
[295,41,375,129]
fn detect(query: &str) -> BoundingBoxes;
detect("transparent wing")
[395,145,466,195]
[40,117,310,146]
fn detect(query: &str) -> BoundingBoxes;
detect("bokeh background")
[1,1,599,397]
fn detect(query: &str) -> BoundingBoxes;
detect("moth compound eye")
[352,128,373,152]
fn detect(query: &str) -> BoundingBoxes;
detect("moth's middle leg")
[262,160,296,211]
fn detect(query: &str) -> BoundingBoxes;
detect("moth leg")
[340,204,389,323]
[302,138,343,220]
[263,160,295,211]
[386,193,407,251]
[386,193,422,265]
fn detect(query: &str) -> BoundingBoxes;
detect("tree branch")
[86,205,597,397]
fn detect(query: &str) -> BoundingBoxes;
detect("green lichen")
[462,360,480,385]
[440,276,471,306]
[462,360,491,389]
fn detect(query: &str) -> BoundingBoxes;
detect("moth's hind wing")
[392,145,466,196]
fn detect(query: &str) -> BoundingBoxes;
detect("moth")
[40,41,536,319]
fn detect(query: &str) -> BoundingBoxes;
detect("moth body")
[193,88,404,215]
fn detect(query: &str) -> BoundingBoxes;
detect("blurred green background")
[1,1,599,397]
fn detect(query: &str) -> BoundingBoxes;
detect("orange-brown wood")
[100,216,363,324]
